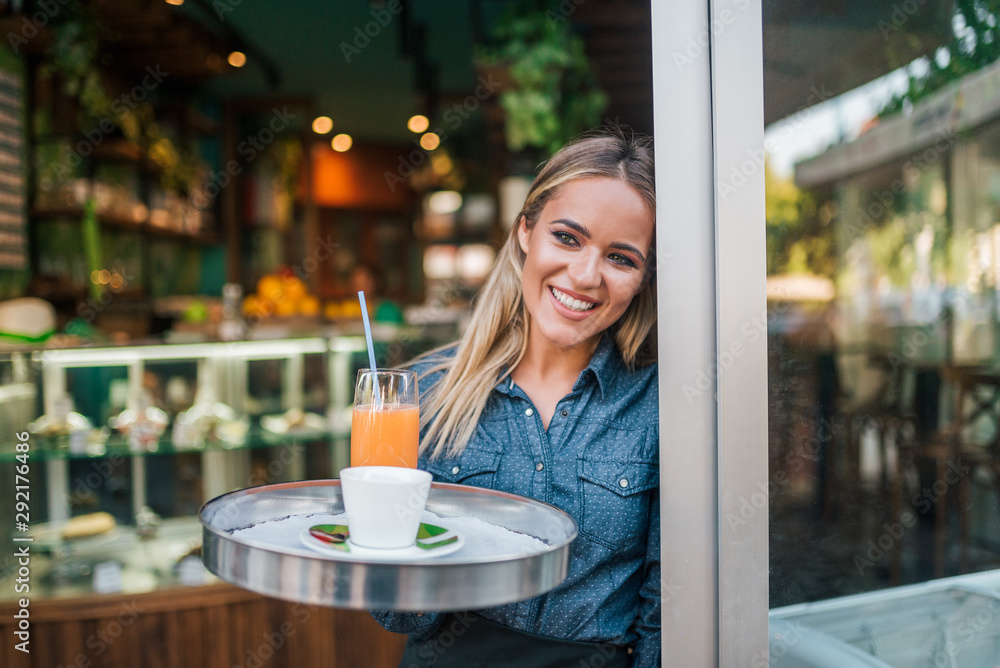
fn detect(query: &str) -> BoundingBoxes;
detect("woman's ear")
[516,215,530,255]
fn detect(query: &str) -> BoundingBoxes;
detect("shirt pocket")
[577,457,658,551]
[425,446,502,490]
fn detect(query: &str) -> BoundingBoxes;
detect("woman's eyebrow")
[551,218,647,264]
[551,218,591,238]
[612,242,646,264]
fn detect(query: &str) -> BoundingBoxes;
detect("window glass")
[765,2,1000,661]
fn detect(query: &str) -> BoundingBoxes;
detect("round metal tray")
[200,480,577,611]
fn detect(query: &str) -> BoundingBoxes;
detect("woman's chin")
[532,322,600,352]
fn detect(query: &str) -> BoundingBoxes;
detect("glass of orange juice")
[351,369,419,468]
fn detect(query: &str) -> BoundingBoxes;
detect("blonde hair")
[416,127,656,459]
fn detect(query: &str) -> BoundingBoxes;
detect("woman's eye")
[609,253,637,268]
[553,231,578,246]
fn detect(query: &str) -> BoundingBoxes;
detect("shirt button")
[560,410,568,417]
[535,462,544,471]
[619,478,629,488]
[452,466,460,475]
[525,408,534,417]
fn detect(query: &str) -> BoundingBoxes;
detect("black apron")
[398,613,632,668]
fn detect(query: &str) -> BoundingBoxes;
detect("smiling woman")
[516,177,654,399]
[372,126,661,667]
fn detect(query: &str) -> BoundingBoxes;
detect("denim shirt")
[372,335,661,667]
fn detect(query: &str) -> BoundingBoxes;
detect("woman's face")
[517,177,654,354]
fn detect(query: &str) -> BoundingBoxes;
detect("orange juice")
[350,403,419,468]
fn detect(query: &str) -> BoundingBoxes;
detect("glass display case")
[0,335,385,600]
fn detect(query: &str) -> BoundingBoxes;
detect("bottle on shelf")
[219,282,246,341]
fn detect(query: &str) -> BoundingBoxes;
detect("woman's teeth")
[550,287,596,312]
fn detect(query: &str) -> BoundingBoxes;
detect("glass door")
[760,1,1000,665]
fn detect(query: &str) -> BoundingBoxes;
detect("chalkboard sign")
[0,58,25,271]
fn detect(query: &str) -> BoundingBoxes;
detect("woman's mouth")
[549,286,598,312]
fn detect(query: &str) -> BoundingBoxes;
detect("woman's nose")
[567,252,602,288]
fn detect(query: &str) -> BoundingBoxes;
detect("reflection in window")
[765,0,1000,620]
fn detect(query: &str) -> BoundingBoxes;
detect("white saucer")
[299,523,464,562]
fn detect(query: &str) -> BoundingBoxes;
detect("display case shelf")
[0,426,347,463]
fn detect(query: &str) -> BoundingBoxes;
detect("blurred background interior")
[1,0,1000,666]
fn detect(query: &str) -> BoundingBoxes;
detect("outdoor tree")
[882,0,1000,116]
[765,160,828,276]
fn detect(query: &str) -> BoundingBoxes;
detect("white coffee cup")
[339,466,433,549]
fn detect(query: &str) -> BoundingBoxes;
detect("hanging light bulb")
[420,132,440,150]
[331,134,353,152]
[312,116,334,134]
[408,115,429,133]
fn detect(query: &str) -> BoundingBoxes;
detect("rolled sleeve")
[370,610,445,641]
[629,488,661,667]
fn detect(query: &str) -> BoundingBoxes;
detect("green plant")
[41,5,205,195]
[478,1,607,157]
[764,160,830,276]
[42,4,110,123]
[881,0,1000,117]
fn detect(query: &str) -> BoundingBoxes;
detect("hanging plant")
[478,1,607,158]
[40,6,205,195]
[41,5,112,124]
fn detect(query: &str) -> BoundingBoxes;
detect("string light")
[407,115,429,133]
[332,134,353,152]
[312,116,334,134]
[420,132,440,150]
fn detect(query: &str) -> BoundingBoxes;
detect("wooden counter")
[0,584,406,667]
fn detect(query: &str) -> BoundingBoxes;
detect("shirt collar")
[494,334,620,400]
[573,334,618,400]
[495,371,516,395]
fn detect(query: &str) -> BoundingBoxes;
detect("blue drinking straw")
[358,291,381,406]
